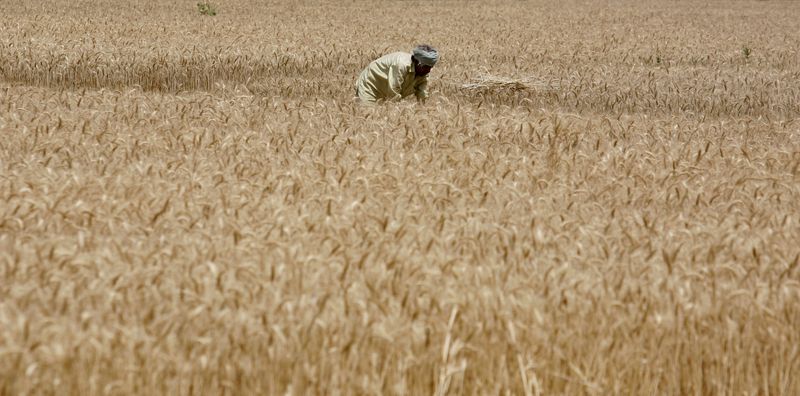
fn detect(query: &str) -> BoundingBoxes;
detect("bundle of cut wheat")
[461,74,563,92]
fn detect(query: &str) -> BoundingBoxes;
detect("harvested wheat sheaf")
[1,0,800,395]
[461,73,564,92]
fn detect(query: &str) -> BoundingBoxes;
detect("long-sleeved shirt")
[355,52,429,102]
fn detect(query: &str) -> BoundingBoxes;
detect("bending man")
[355,44,439,103]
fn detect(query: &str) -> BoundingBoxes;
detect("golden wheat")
[1,0,799,394]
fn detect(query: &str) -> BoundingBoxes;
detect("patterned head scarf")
[412,44,439,67]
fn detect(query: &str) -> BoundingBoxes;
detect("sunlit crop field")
[2,0,800,394]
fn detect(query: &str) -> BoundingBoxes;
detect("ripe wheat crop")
[1,0,799,395]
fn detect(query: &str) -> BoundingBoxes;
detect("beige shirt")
[355,52,429,102]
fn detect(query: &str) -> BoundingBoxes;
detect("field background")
[2,0,800,394]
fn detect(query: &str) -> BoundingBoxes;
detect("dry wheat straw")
[1,0,800,394]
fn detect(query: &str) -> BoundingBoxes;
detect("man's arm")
[415,78,429,102]
[386,64,405,101]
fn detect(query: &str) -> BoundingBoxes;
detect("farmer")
[355,44,439,103]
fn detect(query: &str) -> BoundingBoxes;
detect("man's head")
[412,44,438,77]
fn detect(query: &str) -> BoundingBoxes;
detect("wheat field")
[1,0,799,394]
